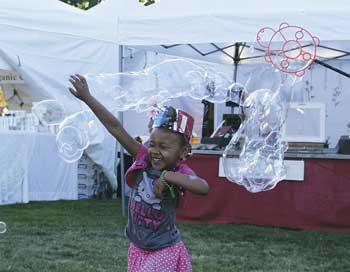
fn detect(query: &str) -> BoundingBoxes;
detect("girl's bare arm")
[163,171,209,195]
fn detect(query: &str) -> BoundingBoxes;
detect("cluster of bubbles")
[0,221,6,234]
[56,111,104,163]
[222,63,301,192]
[222,87,289,192]
[32,100,65,126]
[84,59,237,111]
[32,100,103,163]
[33,57,301,192]
[33,59,239,163]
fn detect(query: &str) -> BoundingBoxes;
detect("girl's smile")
[148,128,186,171]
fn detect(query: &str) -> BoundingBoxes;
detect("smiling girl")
[69,74,209,272]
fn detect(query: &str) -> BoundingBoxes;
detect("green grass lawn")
[0,200,350,272]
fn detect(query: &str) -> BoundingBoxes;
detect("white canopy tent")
[0,0,120,200]
[0,0,349,205]
[0,0,118,105]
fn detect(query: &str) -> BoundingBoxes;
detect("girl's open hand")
[153,179,165,199]
[69,74,92,102]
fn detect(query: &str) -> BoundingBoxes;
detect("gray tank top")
[125,168,181,250]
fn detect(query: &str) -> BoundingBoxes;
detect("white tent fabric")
[0,0,118,106]
[0,0,120,195]
[89,0,350,45]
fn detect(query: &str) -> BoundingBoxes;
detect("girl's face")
[147,128,187,171]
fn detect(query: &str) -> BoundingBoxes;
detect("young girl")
[69,74,209,272]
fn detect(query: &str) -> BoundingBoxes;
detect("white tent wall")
[0,0,121,193]
[291,60,350,147]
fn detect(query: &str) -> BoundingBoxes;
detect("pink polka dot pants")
[128,241,192,272]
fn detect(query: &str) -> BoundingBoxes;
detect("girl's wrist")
[160,170,177,199]
[82,94,94,103]
[160,170,169,183]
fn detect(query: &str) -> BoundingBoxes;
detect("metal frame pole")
[118,45,126,217]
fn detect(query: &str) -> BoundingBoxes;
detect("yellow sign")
[0,86,7,107]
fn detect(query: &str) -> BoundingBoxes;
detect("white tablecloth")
[0,131,77,205]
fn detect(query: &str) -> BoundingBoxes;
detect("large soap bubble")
[245,66,282,93]
[62,56,300,186]
[56,111,103,162]
[32,100,65,126]
[85,58,236,112]
[0,221,7,234]
[226,82,247,105]
[56,126,85,163]
[222,89,289,192]
[59,59,238,164]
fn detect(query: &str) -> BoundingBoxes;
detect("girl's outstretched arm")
[69,74,141,157]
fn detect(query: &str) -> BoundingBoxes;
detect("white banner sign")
[219,158,305,181]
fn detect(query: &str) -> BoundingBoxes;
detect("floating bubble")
[32,100,65,126]
[0,221,7,234]
[86,117,104,145]
[84,58,235,112]
[245,66,282,92]
[85,73,137,111]
[58,112,91,149]
[56,125,86,163]
[203,71,232,103]
[223,89,288,192]
[56,111,105,162]
[66,57,300,189]
[185,70,207,100]
[226,82,248,105]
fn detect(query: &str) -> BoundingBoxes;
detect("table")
[0,131,77,205]
[177,152,350,231]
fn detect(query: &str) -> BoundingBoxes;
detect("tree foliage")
[59,0,103,10]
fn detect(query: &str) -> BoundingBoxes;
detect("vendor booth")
[117,50,350,231]
[0,0,350,232]
[87,0,350,231]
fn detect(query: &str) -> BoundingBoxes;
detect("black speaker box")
[338,135,350,154]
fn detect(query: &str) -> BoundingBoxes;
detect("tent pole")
[118,45,126,217]
[233,42,240,83]
[231,42,241,114]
